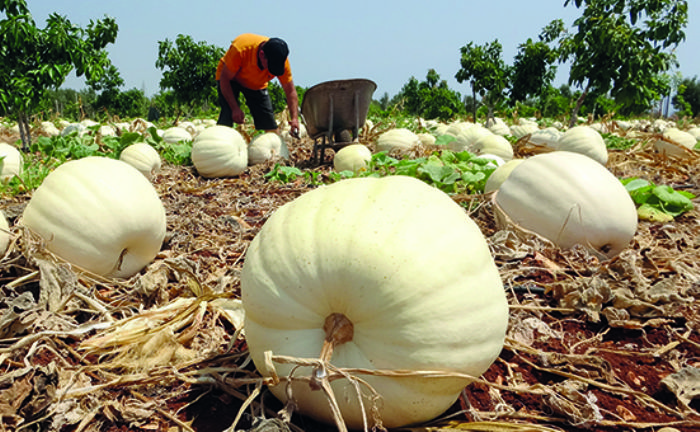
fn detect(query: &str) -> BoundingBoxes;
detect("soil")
[0,128,699,432]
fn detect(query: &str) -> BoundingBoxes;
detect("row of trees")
[1,0,697,149]
[396,0,692,126]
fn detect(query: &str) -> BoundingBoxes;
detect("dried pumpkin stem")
[319,313,354,363]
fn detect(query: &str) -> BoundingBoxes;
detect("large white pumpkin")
[119,143,161,180]
[191,125,248,178]
[484,159,525,193]
[247,132,289,165]
[0,143,23,182]
[555,125,608,165]
[494,151,637,258]
[241,175,509,429]
[22,157,167,278]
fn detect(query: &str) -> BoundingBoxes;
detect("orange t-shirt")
[216,33,293,90]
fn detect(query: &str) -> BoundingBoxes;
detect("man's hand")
[288,118,300,138]
[231,107,245,124]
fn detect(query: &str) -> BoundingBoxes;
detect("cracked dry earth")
[0,133,699,432]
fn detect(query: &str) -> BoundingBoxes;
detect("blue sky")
[26,1,699,99]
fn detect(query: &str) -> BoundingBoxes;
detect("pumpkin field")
[0,114,699,432]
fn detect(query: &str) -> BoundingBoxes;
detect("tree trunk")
[17,112,32,151]
[568,81,592,128]
[471,84,477,122]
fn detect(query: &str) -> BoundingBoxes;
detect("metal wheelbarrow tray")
[300,78,377,164]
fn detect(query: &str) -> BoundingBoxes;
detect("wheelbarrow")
[300,78,377,165]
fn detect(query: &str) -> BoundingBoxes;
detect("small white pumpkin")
[528,127,562,148]
[509,123,539,139]
[448,125,492,153]
[241,175,508,429]
[417,132,437,146]
[0,210,10,256]
[191,125,248,178]
[333,144,372,172]
[653,127,697,158]
[471,133,514,161]
[494,151,637,258]
[375,128,421,152]
[687,127,700,141]
[484,159,525,193]
[161,126,193,144]
[485,117,510,136]
[555,126,608,165]
[119,143,162,180]
[21,157,167,278]
[40,121,61,137]
[247,132,289,165]
[0,143,23,182]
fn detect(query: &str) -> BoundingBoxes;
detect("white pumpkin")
[475,153,506,168]
[21,157,167,278]
[119,143,162,180]
[509,123,539,139]
[241,175,508,429]
[0,210,10,256]
[333,144,372,172]
[485,117,510,136]
[555,125,608,165]
[61,123,86,137]
[191,125,248,178]
[247,132,289,165]
[0,143,23,182]
[375,128,421,152]
[417,132,436,146]
[484,159,525,193]
[653,127,697,158]
[161,126,192,144]
[528,127,562,148]
[40,121,61,137]
[494,151,637,258]
[448,125,492,153]
[687,127,700,141]
[470,133,514,161]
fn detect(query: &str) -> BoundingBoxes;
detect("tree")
[510,20,565,105]
[396,70,464,121]
[156,34,225,120]
[0,0,118,148]
[673,76,699,118]
[556,0,688,126]
[455,40,510,123]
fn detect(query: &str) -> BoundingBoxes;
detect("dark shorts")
[216,80,278,130]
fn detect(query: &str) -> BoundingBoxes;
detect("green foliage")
[145,126,192,165]
[602,133,637,150]
[156,34,225,118]
[557,0,688,124]
[266,149,497,195]
[455,40,510,122]
[622,177,694,221]
[510,21,564,105]
[0,0,118,148]
[395,70,464,121]
[672,76,699,118]
[0,127,142,196]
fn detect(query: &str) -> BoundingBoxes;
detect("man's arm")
[281,79,300,137]
[220,64,245,124]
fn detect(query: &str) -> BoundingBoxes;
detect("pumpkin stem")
[319,313,354,363]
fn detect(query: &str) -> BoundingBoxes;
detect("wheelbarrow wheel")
[334,129,353,143]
